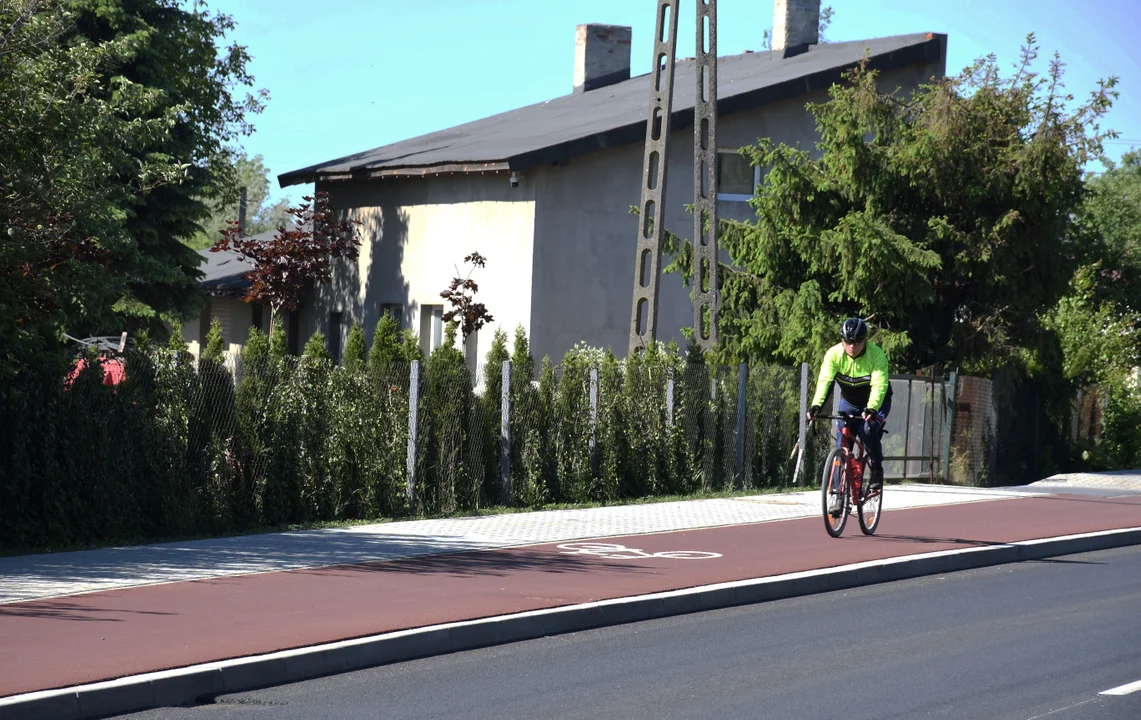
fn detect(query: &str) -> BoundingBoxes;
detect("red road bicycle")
[811,411,883,538]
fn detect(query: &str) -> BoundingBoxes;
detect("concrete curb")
[5,526,1141,720]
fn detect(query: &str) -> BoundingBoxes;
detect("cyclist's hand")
[807,405,821,422]
[861,408,878,425]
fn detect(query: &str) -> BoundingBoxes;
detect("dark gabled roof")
[196,229,275,295]
[279,32,945,188]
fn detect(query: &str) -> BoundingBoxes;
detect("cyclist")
[805,318,893,493]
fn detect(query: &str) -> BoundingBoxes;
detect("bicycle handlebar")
[809,411,864,422]
[807,411,865,437]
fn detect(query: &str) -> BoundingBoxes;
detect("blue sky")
[211,0,1141,208]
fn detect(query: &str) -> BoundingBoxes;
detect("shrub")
[343,322,367,371]
[481,327,510,505]
[417,323,473,515]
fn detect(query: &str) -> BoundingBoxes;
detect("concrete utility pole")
[629,0,719,356]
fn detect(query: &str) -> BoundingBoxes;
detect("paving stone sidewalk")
[1033,470,1141,492]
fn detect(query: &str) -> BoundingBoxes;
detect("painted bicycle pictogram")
[556,542,722,560]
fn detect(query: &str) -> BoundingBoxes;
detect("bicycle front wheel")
[821,448,848,537]
[858,472,882,535]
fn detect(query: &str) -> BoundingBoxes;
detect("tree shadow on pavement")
[0,531,607,602]
[873,534,1013,547]
[870,534,1107,565]
[0,600,178,621]
[289,544,654,580]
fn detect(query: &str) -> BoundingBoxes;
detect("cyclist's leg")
[836,398,862,450]
[832,401,845,451]
[860,393,892,490]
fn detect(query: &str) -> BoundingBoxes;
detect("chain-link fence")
[946,374,997,487]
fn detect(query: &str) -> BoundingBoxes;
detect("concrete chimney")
[574,24,632,94]
[773,0,820,55]
[238,186,248,234]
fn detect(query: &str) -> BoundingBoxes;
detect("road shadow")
[290,543,654,580]
[871,534,1107,565]
[0,600,178,622]
[0,529,668,604]
[874,534,1013,548]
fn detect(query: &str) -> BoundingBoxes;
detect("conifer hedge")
[0,320,806,552]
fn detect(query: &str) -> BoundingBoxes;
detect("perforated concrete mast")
[629,0,719,356]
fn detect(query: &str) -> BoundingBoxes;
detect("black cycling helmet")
[840,317,868,343]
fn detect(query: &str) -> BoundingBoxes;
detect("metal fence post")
[734,362,747,488]
[941,369,957,482]
[901,377,912,481]
[407,359,419,508]
[666,366,676,428]
[501,360,511,505]
[589,366,599,475]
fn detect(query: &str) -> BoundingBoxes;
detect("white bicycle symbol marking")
[557,542,722,560]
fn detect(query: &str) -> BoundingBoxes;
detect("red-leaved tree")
[440,252,494,341]
[211,191,362,320]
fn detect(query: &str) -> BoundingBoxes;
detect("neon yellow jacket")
[811,342,891,411]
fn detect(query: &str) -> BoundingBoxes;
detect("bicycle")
[810,411,884,538]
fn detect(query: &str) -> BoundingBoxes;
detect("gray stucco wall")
[528,55,945,364]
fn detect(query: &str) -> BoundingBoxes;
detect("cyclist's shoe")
[867,464,884,493]
[828,493,843,516]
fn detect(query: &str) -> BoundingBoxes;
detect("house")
[277,0,948,373]
[180,229,275,362]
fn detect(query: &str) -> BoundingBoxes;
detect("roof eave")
[199,278,252,296]
[280,161,512,188]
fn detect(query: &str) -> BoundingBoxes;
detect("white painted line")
[1100,678,1141,696]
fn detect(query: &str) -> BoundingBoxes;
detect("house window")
[419,305,444,357]
[716,149,761,201]
[381,303,403,328]
[329,311,343,364]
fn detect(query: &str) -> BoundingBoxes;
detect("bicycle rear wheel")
[821,448,848,537]
[858,470,882,535]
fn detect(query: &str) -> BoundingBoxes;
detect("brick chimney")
[574,24,632,94]
[773,0,820,56]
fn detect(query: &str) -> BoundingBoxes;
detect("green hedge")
[1,324,812,552]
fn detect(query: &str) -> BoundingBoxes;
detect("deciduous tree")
[1,0,183,376]
[185,151,293,250]
[663,35,1119,376]
[440,252,494,342]
[211,191,362,322]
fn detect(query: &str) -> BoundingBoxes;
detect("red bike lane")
[2,493,1139,698]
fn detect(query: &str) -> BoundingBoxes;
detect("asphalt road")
[116,544,1141,720]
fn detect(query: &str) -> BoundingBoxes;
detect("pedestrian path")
[1032,470,1141,493]
[0,483,1036,605]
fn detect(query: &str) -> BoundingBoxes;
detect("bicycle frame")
[812,410,885,537]
[813,413,871,508]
